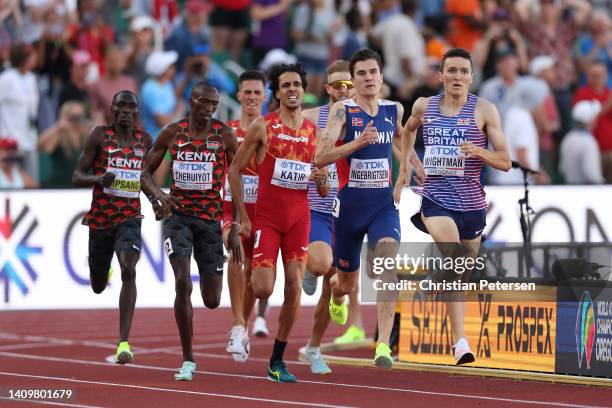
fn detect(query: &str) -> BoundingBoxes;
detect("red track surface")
[0,306,609,408]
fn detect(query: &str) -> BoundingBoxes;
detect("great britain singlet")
[307,104,338,214]
[82,127,145,230]
[419,93,487,211]
[168,119,226,221]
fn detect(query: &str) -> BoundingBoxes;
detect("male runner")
[228,63,326,382]
[223,70,267,362]
[395,47,510,365]
[141,82,242,381]
[73,91,152,364]
[315,48,424,368]
[301,59,364,374]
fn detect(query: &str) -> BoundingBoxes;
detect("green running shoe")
[329,299,348,325]
[115,341,133,365]
[374,343,393,369]
[267,360,297,383]
[334,325,365,344]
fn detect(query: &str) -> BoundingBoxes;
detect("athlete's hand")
[460,141,483,159]
[239,216,252,239]
[98,172,116,188]
[393,171,408,204]
[357,121,378,148]
[153,192,181,220]
[310,167,327,185]
[227,224,244,264]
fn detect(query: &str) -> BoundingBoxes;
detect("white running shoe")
[252,316,269,338]
[226,325,249,362]
[452,337,475,365]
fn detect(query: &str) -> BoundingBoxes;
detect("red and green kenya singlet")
[82,127,145,230]
[169,119,226,221]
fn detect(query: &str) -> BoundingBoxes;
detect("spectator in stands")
[163,0,211,73]
[0,0,22,62]
[250,0,293,68]
[125,15,156,88]
[90,46,137,125]
[560,100,605,184]
[141,50,182,139]
[58,50,92,115]
[341,6,368,62]
[292,0,337,100]
[0,43,39,181]
[37,101,89,188]
[371,0,425,104]
[445,0,485,52]
[67,0,114,76]
[528,55,561,180]
[19,0,53,44]
[0,138,37,189]
[209,0,251,63]
[574,60,612,182]
[515,0,592,139]
[176,43,235,103]
[576,9,612,87]
[151,0,180,38]
[473,7,529,81]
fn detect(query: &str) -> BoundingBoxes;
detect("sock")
[270,338,287,366]
[305,345,320,354]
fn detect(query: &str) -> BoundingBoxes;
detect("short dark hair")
[349,48,383,77]
[9,43,32,69]
[239,70,266,87]
[440,48,473,72]
[267,63,308,102]
[111,90,139,106]
[191,81,218,96]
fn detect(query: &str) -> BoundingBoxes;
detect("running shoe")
[267,360,297,383]
[302,269,318,296]
[304,347,331,374]
[329,299,348,325]
[226,325,249,362]
[373,342,393,369]
[452,338,475,365]
[115,341,133,365]
[334,325,365,344]
[252,316,269,338]
[174,361,197,381]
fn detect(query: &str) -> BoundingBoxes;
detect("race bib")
[224,175,259,203]
[328,163,339,188]
[348,158,389,188]
[103,168,141,198]
[423,145,465,176]
[173,160,213,190]
[271,158,311,190]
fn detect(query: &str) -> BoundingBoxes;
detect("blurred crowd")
[0,0,611,189]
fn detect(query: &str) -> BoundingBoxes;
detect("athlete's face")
[111,92,139,128]
[352,59,383,97]
[190,87,219,121]
[440,57,473,97]
[237,79,266,117]
[276,71,304,111]
[325,71,354,103]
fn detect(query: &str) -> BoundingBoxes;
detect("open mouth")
[288,95,298,102]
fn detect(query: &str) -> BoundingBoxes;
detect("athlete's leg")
[251,223,281,300]
[170,256,195,362]
[88,227,115,294]
[308,272,332,347]
[194,220,225,309]
[277,260,305,341]
[223,227,246,326]
[371,237,400,348]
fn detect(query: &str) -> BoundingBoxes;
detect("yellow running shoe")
[115,341,133,365]
[329,299,348,325]
[334,325,365,344]
[374,343,393,369]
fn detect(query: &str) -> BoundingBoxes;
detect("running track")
[0,307,609,407]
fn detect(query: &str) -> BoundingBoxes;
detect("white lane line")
[0,372,353,408]
[0,351,603,408]
[0,397,104,408]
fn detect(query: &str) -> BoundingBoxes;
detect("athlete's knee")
[91,280,106,294]
[203,292,221,309]
[175,274,193,297]
[307,257,332,277]
[90,270,108,294]
[251,279,273,299]
[284,275,302,298]
[119,266,136,284]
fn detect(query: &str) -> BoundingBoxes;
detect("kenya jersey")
[169,119,227,221]
[83,127,145,230]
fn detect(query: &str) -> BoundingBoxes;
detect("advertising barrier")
[398,286,557,372]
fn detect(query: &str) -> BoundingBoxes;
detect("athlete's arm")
[72,126,115,188]
[221,122,243,264]
[302,106,320,126]
[393,97,428,203]
[228,116,266,237]
[314,101,377,168]
[140,122,181,219]
[463,99,511,171]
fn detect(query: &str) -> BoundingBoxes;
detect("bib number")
[173,160,213,190]
[224,175,259,203]
[423,145,465,176]
[271,158,311,190]
[348,158,389,188]
[332,197,340,218]
[103,168,141,198]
